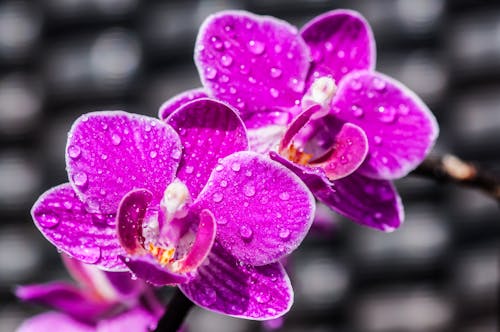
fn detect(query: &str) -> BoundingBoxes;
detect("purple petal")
[166,99,248,199]
[121,255,188,286]
[66,111,181,214]
[158,88,208,120]
[96,306,159,332]
[330,71,439,179]
[180,241,292,320]
[194,151,315,266]
[17,312,93,332]
[301,9,375,84]
[16,283,112,323]
[117,189,153,255]
[195,10,310,113]
[270,152,403,231]
[31,184,127,271]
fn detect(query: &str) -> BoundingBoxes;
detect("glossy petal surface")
[180,241,292,319]
[32,184,127,271]
[330,71,439,179]
[270,152,403,231]
[66,111,181,213]
[158,88,208,120]
[194,151,315,266]
[17,312,93,332]
[196,11,310,113]
[166,99,248,198]
[121,255,188,287]
[96,307,158,332]
[301,9,375,84]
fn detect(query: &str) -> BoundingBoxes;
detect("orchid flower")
[16,255,163,332]
[160,10,439,231]
[31,98,315,319]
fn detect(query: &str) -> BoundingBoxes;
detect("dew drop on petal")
[78,242,101,264]
[171,149,181,160]
[377,106,396,123]
[245,170,252,177]
[149,151,157,159]
[231,162,241,172]
[270,88,279,98]
[274,44,282,53]
[200,288,217,306]
[63,201,73,210]
[255,290,270,304]
[221,54,233,67]
[350,79,362,91]
[185,165,194,174]
[270,67,282,78]
[73,172,88,187]
[351,105,364,118]
[220,180,228,188]
[239,64,249,75]
[229,86,237,94]
[68,145,81,159]
[217,217,227,225]
[340,155,349,165]
[215,164,224,172]
[37,212,59,228]
[337,50,345,58]
[111,134,121,146]
[243,184,256,197]
[279,192,290,201]
[279,228,290,240]
[372,77,386,91]
[373,135,383,145]
[239,225,253,240]
[101,154,108,160]
[248,40,265,55]
[210,36,224,50]
[205,67,217,80]
[213,193,223,203]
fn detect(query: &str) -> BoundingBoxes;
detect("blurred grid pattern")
[0,0,499,331]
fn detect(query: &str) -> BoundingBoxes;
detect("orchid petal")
[301,9,375,84]
[16,283,112,323]
[330,71,439,179]
[121,255,188,286]
[194,151,315,266]
[158,88,208,120]
[180,241,292,320]
[31,184,127,271]
[66,111,181,214]
[270,152,403,231]
[166,99,248,199]
[96,306,159,332]
[17,312,93,332]
[196,10,310,113]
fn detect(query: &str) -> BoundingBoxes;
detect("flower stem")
[411,154,500,202]
[153,288,194,332]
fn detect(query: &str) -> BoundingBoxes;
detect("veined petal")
[330,70,439,179]
[66,111,181,214]
[96,306,159,332]
[270,152,403,231]
[31,184,127,271]
[17,312,94,332]
[158,88,208,120]
[301,9,375,84]
[16,283,113,323]
[121,255,188,287]
[166,99,248,199]
[194,151,315,266]
[196,10,310,113]
[180,241,293,320]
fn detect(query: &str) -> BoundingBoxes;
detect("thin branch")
[153,288,194,332]
[411,154,500,202]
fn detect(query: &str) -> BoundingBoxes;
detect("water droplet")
[210,36,224,50]
[312,49,323,62]
[101,122,108,130]
[270,88,279,98]
[243,184,256,197]
[221,54,233,67]
[215,164,224,172]
[239,225,253,240]
[381,156,389,164]
[243,202,249,207]
[220,180,228,188]
[377,106,396,123]
[248,40,265,55]
[255,291,270,304]
[351,104,364,118]
[78,242,101,264]
[37,212,59,228]
[224,25,232,32]
[274,44,282,53]
[289,78,304,93]
[111,134,121,145]
[279,192,290,201]
[68,145,81,159]
[324,41,333,51]
[340,155,348,164]
[63,201,73,210]
[185,165,194,174]
[200,288,217,306]
[231,162,241,172]
[217,217,227,225]
[73,172,88,187]
[101,154,108,160]
[149,151,157,159]
[286,52,294,60]
[374,212,383,219]
[92,213,106,225]
[213,193,223,203]
[372,77,386,91]
[270,67,282,78]
[205,67,217,80]
[229,86,237,94]
[337,50,345,58]
[219,75,229,83]
[245,170,252,177]
[248,76,257,84]
[171,149,182,160]
[350,79,362,90]
[239,64,249,75]
[398,104,410,115]
[373,135,383,145]
[279,228,290,240]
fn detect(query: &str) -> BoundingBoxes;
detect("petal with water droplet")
[180,241,292,319]
[31,184,127,271]
[196,11,310,113]
[158,88,208,120]
[66,112,182,213]
[194,151,315,266]
[330,71,439,179]
[120,255,188,287]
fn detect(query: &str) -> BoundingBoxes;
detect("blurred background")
[0,0,499,331]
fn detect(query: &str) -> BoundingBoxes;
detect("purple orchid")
[31,98,315,319]
[160,10,439,232]
[16,255,163,332]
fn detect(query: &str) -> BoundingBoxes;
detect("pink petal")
[158,88,208,120]
[180,241,293,320]
[166,99,248,199]
[301,9,375,84]
[330,71,439,179]
[96,306,159,332]
[194,151,315,266]
[66,111,181,214]
[196,10,310,113]
[17,312,93,332]
[121,255,189,287]
[31,184,127,271]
